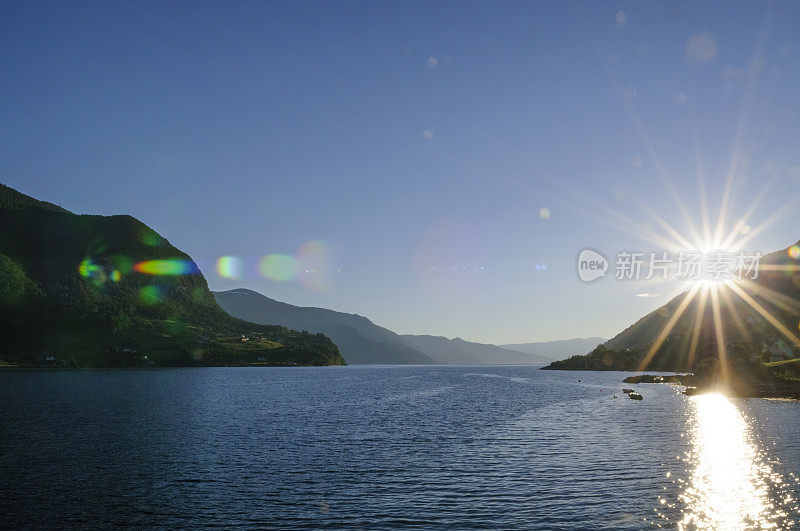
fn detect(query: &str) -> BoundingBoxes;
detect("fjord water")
[1,367,799,528]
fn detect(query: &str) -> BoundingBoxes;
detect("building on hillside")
[762,338,795,363]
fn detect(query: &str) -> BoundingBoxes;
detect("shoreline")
[0,361,344,369]
[622,373,800,400]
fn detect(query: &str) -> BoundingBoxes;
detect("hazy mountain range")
[215,289,600,365]
[214,288,436,364]
[502,338,605,360]
[399,335,553,365]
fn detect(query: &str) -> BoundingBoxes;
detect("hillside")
[214,289,436,364]
[544,241,800,373]
[0,184,344,366]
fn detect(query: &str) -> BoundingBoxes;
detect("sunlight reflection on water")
[3,369,800,527]
[678,394,798,530]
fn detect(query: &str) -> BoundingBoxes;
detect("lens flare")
[77,258,109,286]
[788,246,800,260]
[259,254,298,281]
[139,285,163,304]
[253,242,331,288]
[296,240,329,291]
[114,256,133,274]
[78,259,101,278]
[133,259,198,276]
[110,270,121,282]
[216,256,242,279]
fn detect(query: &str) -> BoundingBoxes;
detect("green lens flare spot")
[259,254,298,281]
[139,285,163,304]
[78,259,100,278]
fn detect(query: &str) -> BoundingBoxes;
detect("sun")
[692,244,737,289]
[566,57,800,377]
[697,278,723,289]
[585,172,800,374]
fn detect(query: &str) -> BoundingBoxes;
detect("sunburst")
[625,184,800,374]
[571,100,800,379]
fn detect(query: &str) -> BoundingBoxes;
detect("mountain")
[400,335,554,365]
[214,289,436,364]
[544,241,800,372]
[501,338,604,361]
[0,184,344,367]
[214,289,557,365]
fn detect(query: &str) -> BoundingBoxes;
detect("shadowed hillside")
[544,241,800,373]
[0,184,344,366]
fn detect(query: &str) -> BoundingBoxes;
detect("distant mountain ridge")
[400,335,556,365]
[214,289,436,364]
[215,288,571,365]
[501,338,604,360]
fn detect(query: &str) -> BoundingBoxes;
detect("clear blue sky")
[3,1,800,344]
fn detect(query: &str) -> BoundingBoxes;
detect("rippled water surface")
[1,366,799,528]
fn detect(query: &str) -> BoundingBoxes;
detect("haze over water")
[2,367,798,528]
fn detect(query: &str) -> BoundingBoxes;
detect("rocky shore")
[623,373,800,399]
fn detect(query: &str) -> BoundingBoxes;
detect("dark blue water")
[1,366,799,528]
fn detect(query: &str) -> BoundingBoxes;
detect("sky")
[3,0,800,344]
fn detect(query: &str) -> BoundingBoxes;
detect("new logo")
[577,249,608,282]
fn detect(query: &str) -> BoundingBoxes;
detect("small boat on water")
[628,392,643,400]
[622,388,634,394]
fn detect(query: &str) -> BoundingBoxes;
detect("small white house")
[763,338,794,363]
